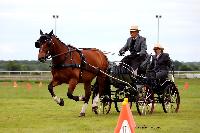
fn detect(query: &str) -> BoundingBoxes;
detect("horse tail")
[94,75,111,97]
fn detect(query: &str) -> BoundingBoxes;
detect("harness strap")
[75,49,86,68]
[51,64,81,69]
[51,46,85,70]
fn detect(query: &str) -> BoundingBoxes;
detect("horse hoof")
[59,98,64,106]
[92,106,98,114]
[79,113,85,117]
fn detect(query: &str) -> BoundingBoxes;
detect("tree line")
[0,60,50,71]
[0,60,200,71]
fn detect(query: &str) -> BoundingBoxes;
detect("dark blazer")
[119,35,147,56]
[149,53,171,72]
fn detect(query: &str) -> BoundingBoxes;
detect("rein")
[46,49,76,60]
[48,43,86,69]
[37,33,136,91]
[45,38,135,90]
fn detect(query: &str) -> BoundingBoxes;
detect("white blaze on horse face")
[53,96,60,104]
[92,93,99,107]
[80,103,88,113]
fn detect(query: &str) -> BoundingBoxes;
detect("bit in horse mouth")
[39,57,46,63]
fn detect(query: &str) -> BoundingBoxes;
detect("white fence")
[0,71,200,81]
[173,71,200,78]
[0,71,52,81]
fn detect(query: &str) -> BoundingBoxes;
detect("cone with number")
[114,98,136,133]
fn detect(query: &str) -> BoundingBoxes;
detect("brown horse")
[35,30,109,116]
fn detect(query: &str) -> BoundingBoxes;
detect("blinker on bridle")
[35,35,53,62]
[35,35,52,48]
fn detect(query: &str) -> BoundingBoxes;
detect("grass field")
[0,79,200,133]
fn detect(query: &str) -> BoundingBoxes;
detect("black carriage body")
[97,63,141,113]
[92,60,180,115]
[109,63,135,87]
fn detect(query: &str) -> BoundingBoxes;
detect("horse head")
[35,30,54,62]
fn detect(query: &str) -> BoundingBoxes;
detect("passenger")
[119,25,147,70]
[148,43,171,79]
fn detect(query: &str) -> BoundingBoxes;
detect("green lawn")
[0,79,200,133]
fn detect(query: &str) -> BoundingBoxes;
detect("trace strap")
[51,64,81,68]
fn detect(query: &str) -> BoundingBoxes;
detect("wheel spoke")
[136,85,154,115]
[99,95,112,114]
[162,84,180,113]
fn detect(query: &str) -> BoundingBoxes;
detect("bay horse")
[35,30,109,117]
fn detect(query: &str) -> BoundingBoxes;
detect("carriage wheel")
[114,89,132,112]
[136,85,154,115]
[99,95,112,114]
[162,83,180,113]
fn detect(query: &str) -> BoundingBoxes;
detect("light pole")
[53,15,59,35]
[156,15,162,43]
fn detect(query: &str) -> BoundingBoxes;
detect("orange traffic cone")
[114,98,136,133]
[184,82,189,90]
[26,83,32,91]
[39,81,42,88]
[13,81,18,88]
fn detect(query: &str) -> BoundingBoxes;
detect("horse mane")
[52,34,104,53]
[52,34,76,50]
[52,34,66,46]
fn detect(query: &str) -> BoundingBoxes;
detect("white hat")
[153,43,164,50]
[130,25,141,31]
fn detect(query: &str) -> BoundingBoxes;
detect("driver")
[119,25,147,70]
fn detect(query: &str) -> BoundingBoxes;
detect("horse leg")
[92,80,99,114]
[79,82,91,117]
[92,93,99,114]
[93,75,111,114]
[92,76,106,114]
[48,81,64,106]
[66,79,82,102]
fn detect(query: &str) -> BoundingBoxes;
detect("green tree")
[6,61,21,71]
[179,65,192,71]
[172,60,183,71]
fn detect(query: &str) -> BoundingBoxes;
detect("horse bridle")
[35,34,59,61]
[35,34,52,48]
[35,34,79,62]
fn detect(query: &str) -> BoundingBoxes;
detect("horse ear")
[40,30,44,35]
[49,30,53,36]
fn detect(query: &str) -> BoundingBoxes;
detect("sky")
[0,0,200,62]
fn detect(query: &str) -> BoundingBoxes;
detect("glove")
[119,50,125,56]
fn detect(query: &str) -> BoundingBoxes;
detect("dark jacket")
[119,35,147,56]
[150,53,171,72]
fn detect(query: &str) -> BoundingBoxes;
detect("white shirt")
[156,53,161,59]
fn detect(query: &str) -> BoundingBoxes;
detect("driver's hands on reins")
[119,50,125,56]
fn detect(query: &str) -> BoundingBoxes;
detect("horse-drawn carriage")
[35,30,180,116]
[92,55,180,115]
